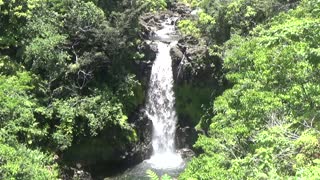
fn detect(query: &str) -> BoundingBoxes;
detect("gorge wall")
[64,2,227,178]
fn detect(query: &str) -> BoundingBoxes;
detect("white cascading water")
[145,17,183,169]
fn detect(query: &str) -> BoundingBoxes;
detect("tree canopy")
[180,0,320,179]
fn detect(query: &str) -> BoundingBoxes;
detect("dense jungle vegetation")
[0,0,319,179]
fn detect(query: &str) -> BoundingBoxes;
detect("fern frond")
[161,174,172,180]
[146,169,159,180]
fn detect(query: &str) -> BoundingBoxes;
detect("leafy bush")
[51,89,137,150]
[0,72,46,145]
[178,20,201,38]
[137,0,167,12]
[0,143,58,180]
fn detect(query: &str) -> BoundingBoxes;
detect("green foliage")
[146,170,172,180]
[115,74,144,114]
[0,72,46,145]
[178,10,215,38]
[137,0,167,12]
[1,0,318,179]
[295,159,320,179]
[225,0,287,34]
[181,0,320,179]
[180,0,201,7]
[146,170,159,180]
[51,89,136,150]
[0,0,40,48]
[175,84,213,126]
[178,0,299,46]
[24,33,68,77]
[67,1,105,28]
[178,20,201,38]
[0,56,21,75]
[0,0,150,178]
[180,153,230,179]
[161,174,172,180]
[0,143,58,180]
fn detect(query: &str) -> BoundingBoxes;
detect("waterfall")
[145,18,183,169]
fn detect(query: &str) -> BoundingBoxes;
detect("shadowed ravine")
[108,16,186,180]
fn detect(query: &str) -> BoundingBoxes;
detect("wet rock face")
[73,169,93,180]
[139,2,192,39]
[171,2,192,18]
[175,125,198,150]
[141,41,158,61]
[170,46,184,79]
[132,40,158,90]
[177,148,196,159]
[170,35,210,84]
[140,13,162,39]
[126,109,153,165]
[59,165,93,180]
